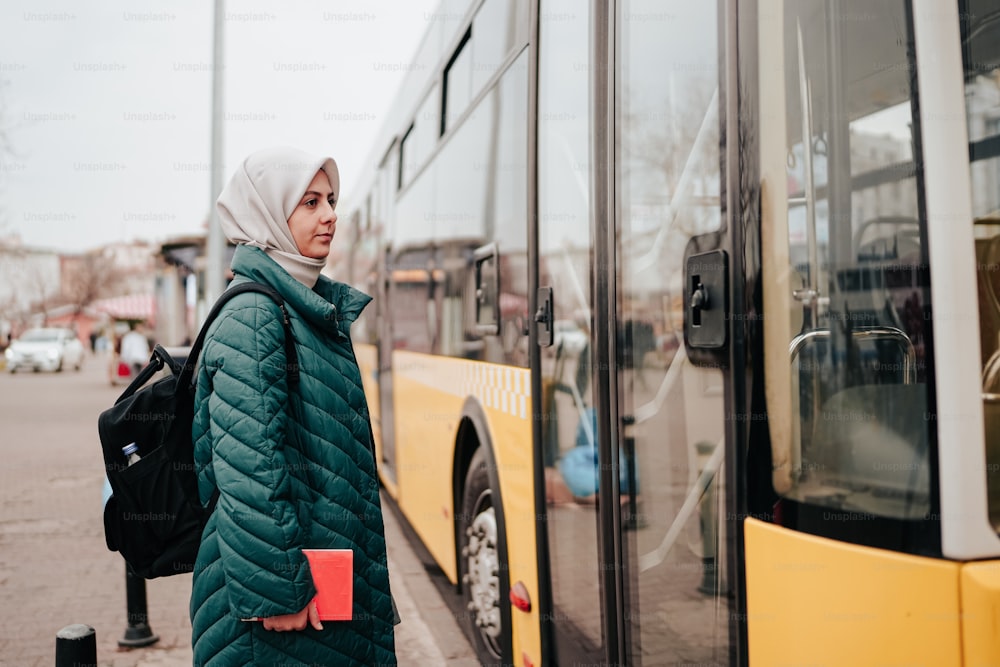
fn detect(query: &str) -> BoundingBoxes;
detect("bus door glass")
[961,0,1000,529]
[538,1,603,662]
[759,0,933,539]
[616,1,728,664]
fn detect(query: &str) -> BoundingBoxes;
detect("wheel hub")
[466,504,501,644]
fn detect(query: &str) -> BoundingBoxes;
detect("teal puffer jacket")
[190,245,396,666]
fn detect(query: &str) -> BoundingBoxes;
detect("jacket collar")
[230,245,372,338]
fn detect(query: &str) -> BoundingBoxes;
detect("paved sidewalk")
[98,503,475,667]
[82,500,475,667]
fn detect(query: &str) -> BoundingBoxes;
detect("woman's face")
[287,170,337,260]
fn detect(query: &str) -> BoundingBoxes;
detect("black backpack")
[98,282,299,579]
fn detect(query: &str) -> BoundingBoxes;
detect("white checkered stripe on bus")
[392,352,530,420]
[462,363,529,420]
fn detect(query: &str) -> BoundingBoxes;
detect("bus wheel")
[460,447,509,665]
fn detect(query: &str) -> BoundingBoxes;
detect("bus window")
[444,29,473,132]
[760,0,932,525]
[471,0,518,91]
[388,250,436,353]
[961,2,1000,530]
[438,244,481,359]
[400,86,440,188]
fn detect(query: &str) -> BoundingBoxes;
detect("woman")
[189,146,397,666]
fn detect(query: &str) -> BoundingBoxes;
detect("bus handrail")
[796,19,821,331]
[788,326,917,384]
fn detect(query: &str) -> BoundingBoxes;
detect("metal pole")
[205,0,226,309]
[118,565,159,648]
[55,624,96,666]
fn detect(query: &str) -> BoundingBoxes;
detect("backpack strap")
[178,281,300,389]
[114,344,177,403]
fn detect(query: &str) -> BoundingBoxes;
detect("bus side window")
[760,0,932,522]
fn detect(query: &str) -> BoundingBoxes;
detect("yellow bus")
[333,0,1000,664]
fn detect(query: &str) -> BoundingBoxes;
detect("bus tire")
[459,447,511,666]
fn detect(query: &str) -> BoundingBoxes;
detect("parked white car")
[5,328,85,373]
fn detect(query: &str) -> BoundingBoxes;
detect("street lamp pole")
[205,0,226,309]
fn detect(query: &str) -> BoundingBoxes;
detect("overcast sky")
[0,0,439,253]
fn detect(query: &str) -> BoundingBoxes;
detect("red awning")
[500,292,528,317]
[93,294,156,322]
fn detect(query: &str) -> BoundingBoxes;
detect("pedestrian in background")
[118,322,150,374]
[189,146,397,666]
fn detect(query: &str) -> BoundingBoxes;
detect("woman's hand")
[260,599,323,632]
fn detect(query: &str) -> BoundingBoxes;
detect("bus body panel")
[388,349,540,659]
[486,397,542,667]
[392,349,468,580]
[745,518,962,667]
[961,561,1000,665]
[354,343,398,497]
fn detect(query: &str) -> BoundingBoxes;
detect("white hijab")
[217,146,340,287]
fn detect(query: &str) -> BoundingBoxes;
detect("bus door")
[538,1,732,665]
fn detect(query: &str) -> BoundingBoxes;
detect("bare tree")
[0,244,54,327]
[0,78,11,155]
[61,250,122,316]
[0,77,21,239]
[626,78,719,223]
[25,260,54,326]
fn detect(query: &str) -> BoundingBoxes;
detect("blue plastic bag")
[558,408,639,497]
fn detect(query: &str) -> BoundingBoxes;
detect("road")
[0,351,477,666]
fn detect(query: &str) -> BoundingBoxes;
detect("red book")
[303,549,353,621]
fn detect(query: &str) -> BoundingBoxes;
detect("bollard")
[118,565,159,648]
[622,422,640,530]
[696,440,718,596]
[55,624,96,667]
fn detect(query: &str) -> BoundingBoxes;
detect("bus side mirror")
[474,243,500,336]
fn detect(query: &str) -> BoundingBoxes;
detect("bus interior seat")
[854,217,920,263]
[803,383,929,517]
